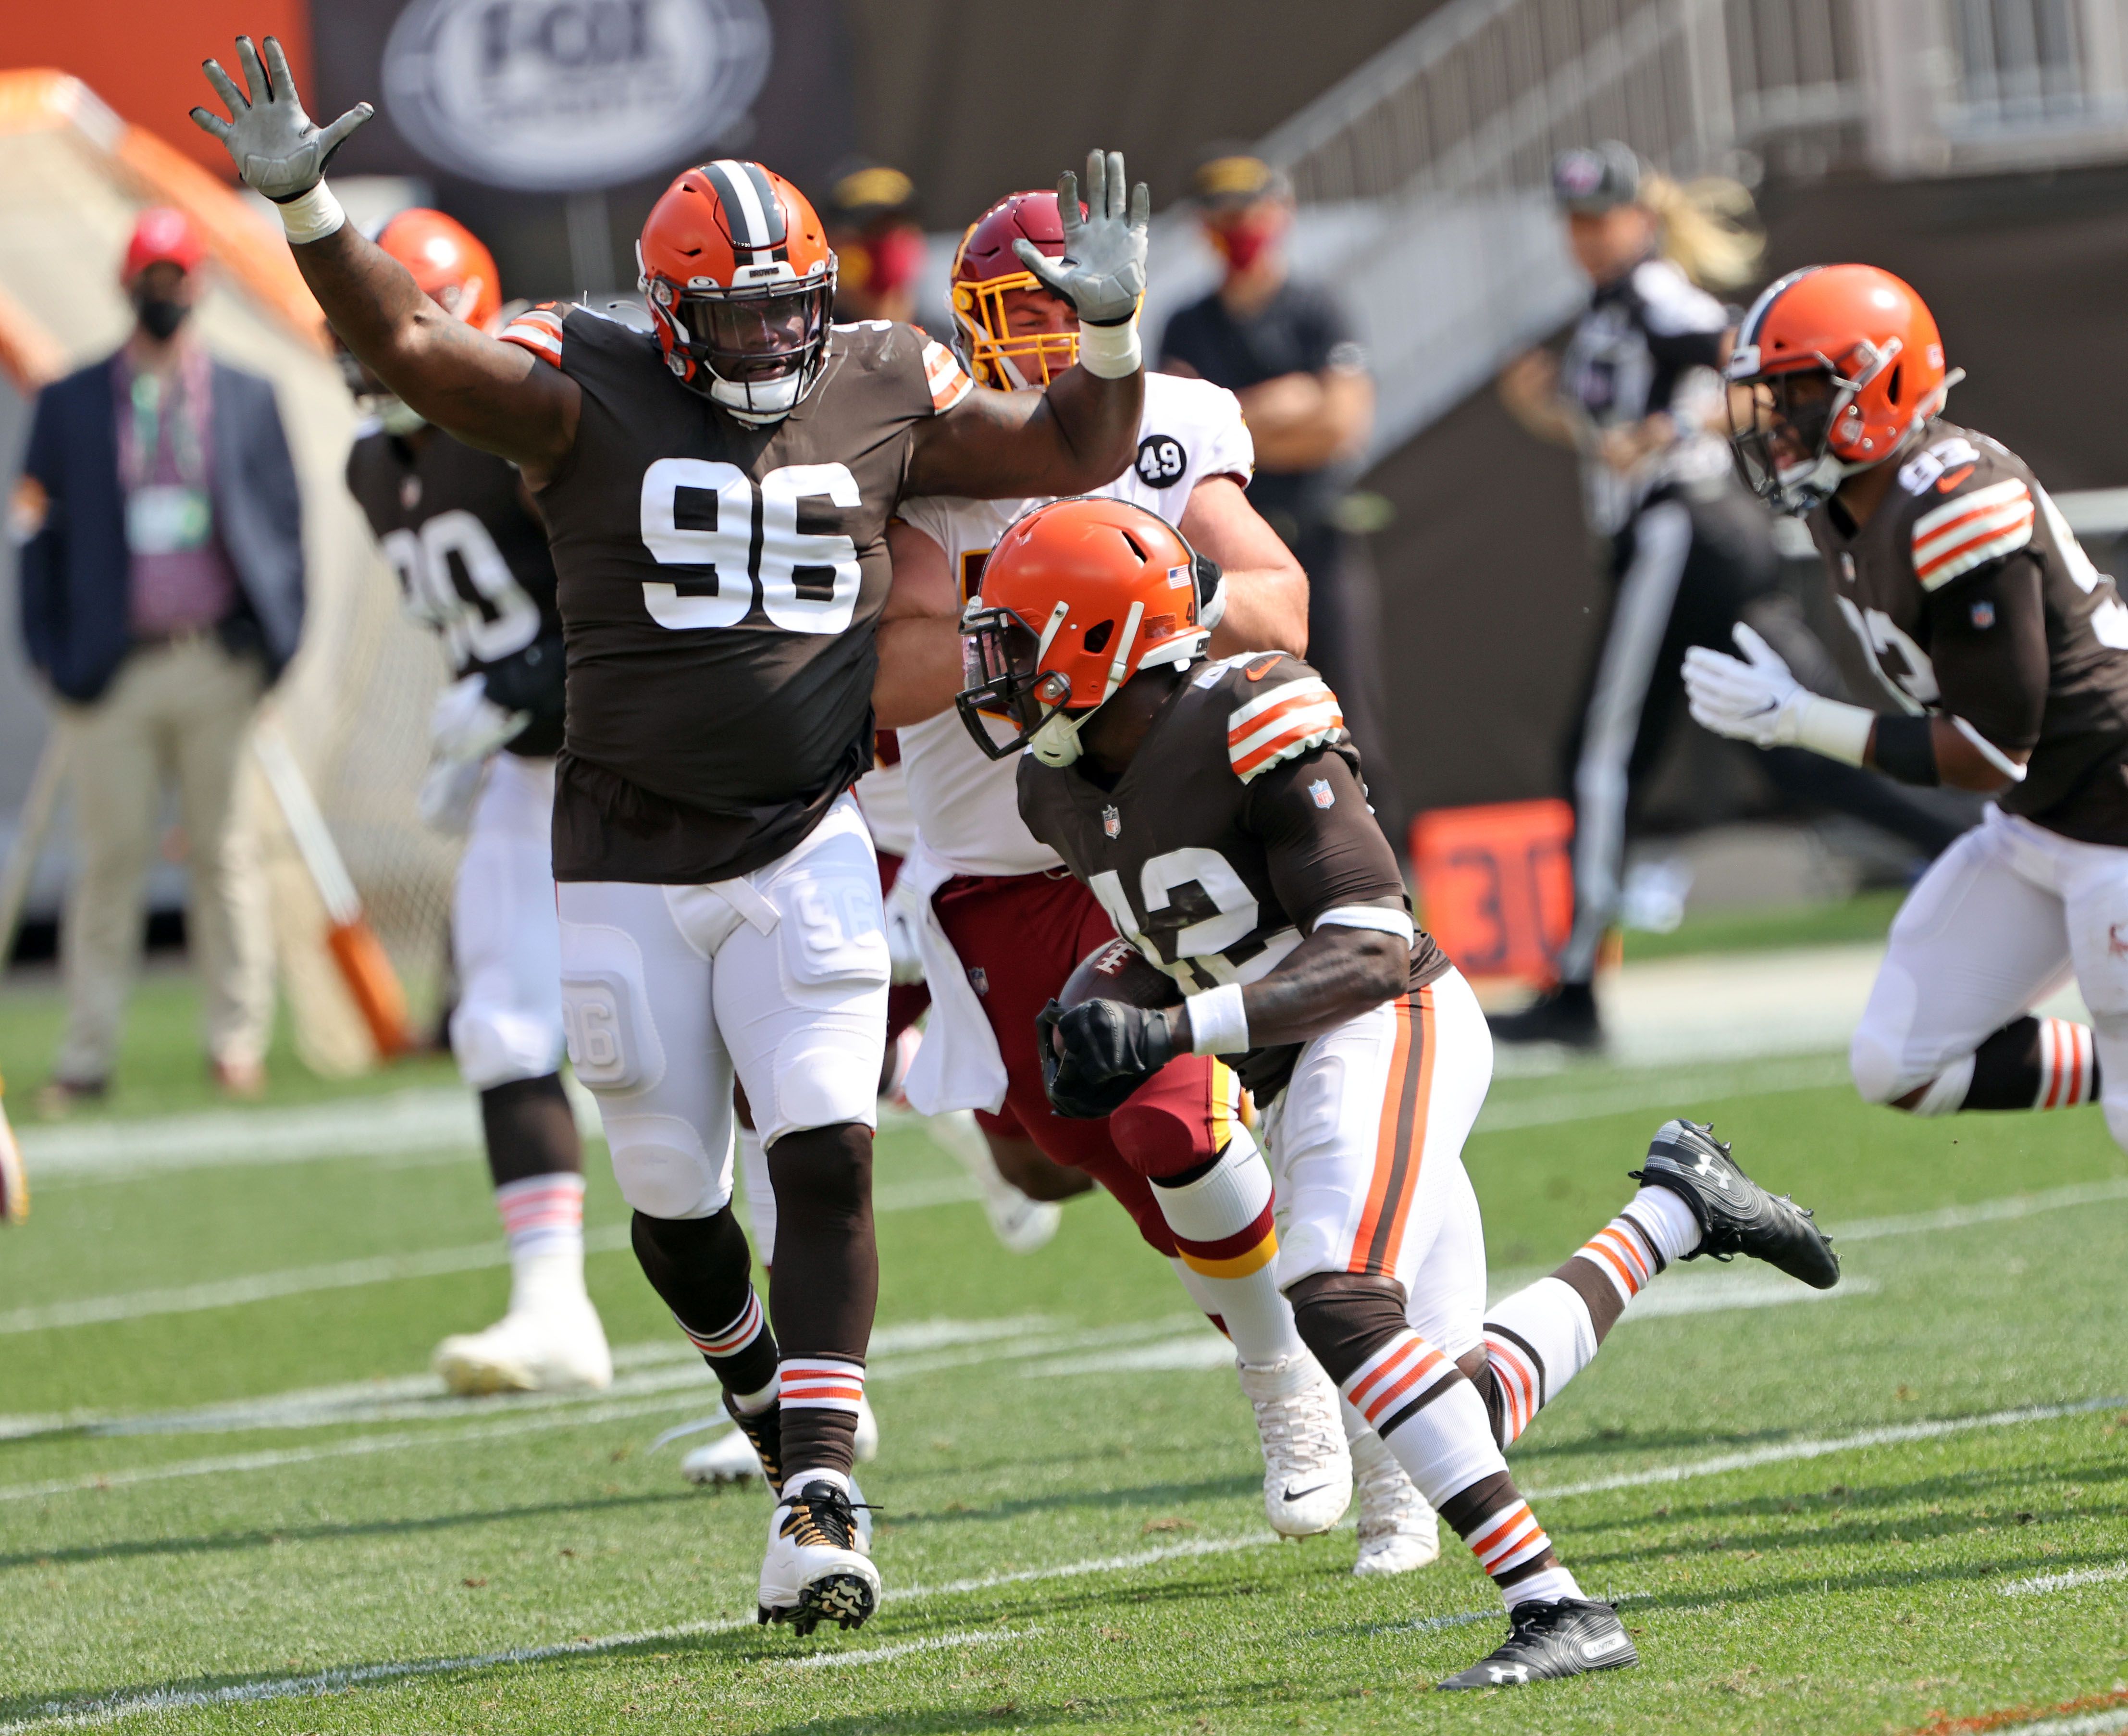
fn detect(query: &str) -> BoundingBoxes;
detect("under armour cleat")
[1438,1597,1638,1689]
[432,1290,613,1397]
[1633,1119,1840,1290]
[757,1478,881,1636]
[1238,1354,1352,1538]
[1351,1429,1439,1575]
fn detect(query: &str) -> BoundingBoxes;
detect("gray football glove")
[190,35,372,203]
[1014,150,1150,327]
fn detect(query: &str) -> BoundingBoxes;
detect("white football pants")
[450,754,567,1090]
[1261,966,1494,1358]
[555,795,890,1220]
[1851,804,2128,1150]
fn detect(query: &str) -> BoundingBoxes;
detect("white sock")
[1503,1562,1585,1608]
[1622,1184,1703,1265]
[1151,1128,1305,1367]
[735,1123,775,1262]
[497,1174,587,1311]
[779,1466,851,1501]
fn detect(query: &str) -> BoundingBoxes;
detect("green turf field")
[4,984,2127,1734]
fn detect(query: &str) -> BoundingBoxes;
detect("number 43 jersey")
[345,425,566,754]
[501,304,972,883]
[1017,652,1449,1097]
[1808,418,2128,844]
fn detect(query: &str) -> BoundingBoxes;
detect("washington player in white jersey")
[869,189,1435,1571]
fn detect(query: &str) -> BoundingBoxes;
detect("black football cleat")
[1438,1597,1638,1688]
[1486,981,1602,1050]
[725,1393,783,1487]
[1633,1119,1840,1290]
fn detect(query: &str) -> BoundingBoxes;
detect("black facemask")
[134,295,191,342]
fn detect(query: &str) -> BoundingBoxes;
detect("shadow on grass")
[0,1486,706,1573]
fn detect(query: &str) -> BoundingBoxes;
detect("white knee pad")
[605,1110,733,1220]
[451,999,565,1091]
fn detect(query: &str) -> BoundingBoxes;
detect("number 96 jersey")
[1017,652,1450,1097]
[500,304,972,885]
[346,424,566,754]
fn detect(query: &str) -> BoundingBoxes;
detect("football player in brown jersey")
[195,37,1150,1636]
[972,496,1839,1687]
[341,211,609,1403]
[1691,265,2128,1149]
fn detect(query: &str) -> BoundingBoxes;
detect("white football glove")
[1682,622,1804,748]
[1013,150,1150,328]
[882,872,928,988]
[190,36,371,202]
[1683,622,1873,765]
[417,674,529,833]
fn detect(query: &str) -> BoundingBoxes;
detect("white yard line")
[1999,1561,2128,1596]
[1527,1395,2126,1500]
[1835,1178,2128,1242]
[1980,1712,2128,1736]
[1475,1053,1851,1132]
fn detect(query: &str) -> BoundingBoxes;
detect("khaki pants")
[52,636,274,1082]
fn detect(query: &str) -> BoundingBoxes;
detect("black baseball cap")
[1552,140,1643,214]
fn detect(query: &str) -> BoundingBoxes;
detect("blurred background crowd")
[5,0,2128,1093]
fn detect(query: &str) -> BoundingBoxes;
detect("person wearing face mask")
[821,161,928,329]
[14,206,304,1111]
[1159,151,1399,842]
[1490,145,1968,1048]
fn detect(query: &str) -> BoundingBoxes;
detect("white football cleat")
[682,1421,769,1485]
[1237,1353,1352,1537]
[928,1109,1062,1254]
[432,1253,612,1396]
[1351,1428,1441,1575]
[757,1476,880,1635]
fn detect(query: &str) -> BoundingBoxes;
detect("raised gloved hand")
[1036,996,1176,1119]
[1014,150,1150,328]
[418,673,527,834]
[1682,622,1809,748]
[190,35,371,202]
[882,873,928,989]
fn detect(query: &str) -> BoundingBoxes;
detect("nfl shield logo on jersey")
[1309,778,1335,809]
[1102,805,1122,839]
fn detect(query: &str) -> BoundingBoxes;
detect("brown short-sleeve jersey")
[1018,652,1449,1097]
[1809,420,2128,843]
[501,305,970,882]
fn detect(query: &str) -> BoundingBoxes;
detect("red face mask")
[1211,212,1282,273]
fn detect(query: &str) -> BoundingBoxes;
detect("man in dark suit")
[16,206,305,1110]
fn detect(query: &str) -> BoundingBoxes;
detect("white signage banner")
[382,0,773,192]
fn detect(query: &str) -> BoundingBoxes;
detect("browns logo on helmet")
[950,190,1080,391]
[1727,263,1961,515]
[957,496,1218,768]
[637,159,837,426]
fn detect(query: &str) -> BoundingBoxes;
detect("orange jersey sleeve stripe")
[500,309,566,369]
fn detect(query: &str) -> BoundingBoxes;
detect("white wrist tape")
[277,179,346,246]
[1185,982,1250,1056]
[1076,318,1142,379]
[1793,694,1874,767]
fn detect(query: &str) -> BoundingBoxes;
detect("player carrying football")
[968,495,1839,1686]
[340,210,608,1399]
[194,36,1150,1635]
[1688,265,2128,1145]
[873,188,1415,1565]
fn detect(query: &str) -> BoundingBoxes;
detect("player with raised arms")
[194,36,1149,1635]
[1689,266,2128,1148]
[866,186,1436,1569]
[339,209,609,1401]
[969,495,1840,1686]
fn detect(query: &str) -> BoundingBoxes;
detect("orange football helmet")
[376,208,501,330]
[950,190,1077,389]
[1727,263,1957,514]
[638,159,836,424]
[958,497,1218,767]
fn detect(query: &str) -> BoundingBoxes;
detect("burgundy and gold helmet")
[949,190,1077,390]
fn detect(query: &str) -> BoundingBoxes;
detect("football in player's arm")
[193,36,1155,1638]
[1693,264,2128,1138]
[968,496,1839,1689]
